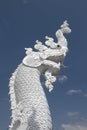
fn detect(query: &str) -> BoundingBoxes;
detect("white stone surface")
[9,21,71,130]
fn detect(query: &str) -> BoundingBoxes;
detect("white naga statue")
[8,21,71,130]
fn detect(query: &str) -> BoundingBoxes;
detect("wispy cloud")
[61,112,87,130]
[66,89,82,95]
[66,89,87,97]
[67,112,79,117]
[22,0,31,4]
[83,94,87,97]
[61,124,87,130]
[58,75,68,83]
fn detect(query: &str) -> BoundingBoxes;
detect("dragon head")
[22,21,71,76]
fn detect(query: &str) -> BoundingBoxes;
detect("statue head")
[22,21,71,75]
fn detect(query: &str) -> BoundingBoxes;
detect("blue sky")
[0,0,87,130]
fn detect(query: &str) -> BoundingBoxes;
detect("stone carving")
[8,20,71,130]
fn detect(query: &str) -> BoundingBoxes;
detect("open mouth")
[46,55,64,64]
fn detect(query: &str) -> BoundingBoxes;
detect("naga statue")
[8,21,71,130]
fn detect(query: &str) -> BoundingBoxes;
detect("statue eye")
[57,45,61,48]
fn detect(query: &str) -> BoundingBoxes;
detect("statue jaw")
[39,46,68,75]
